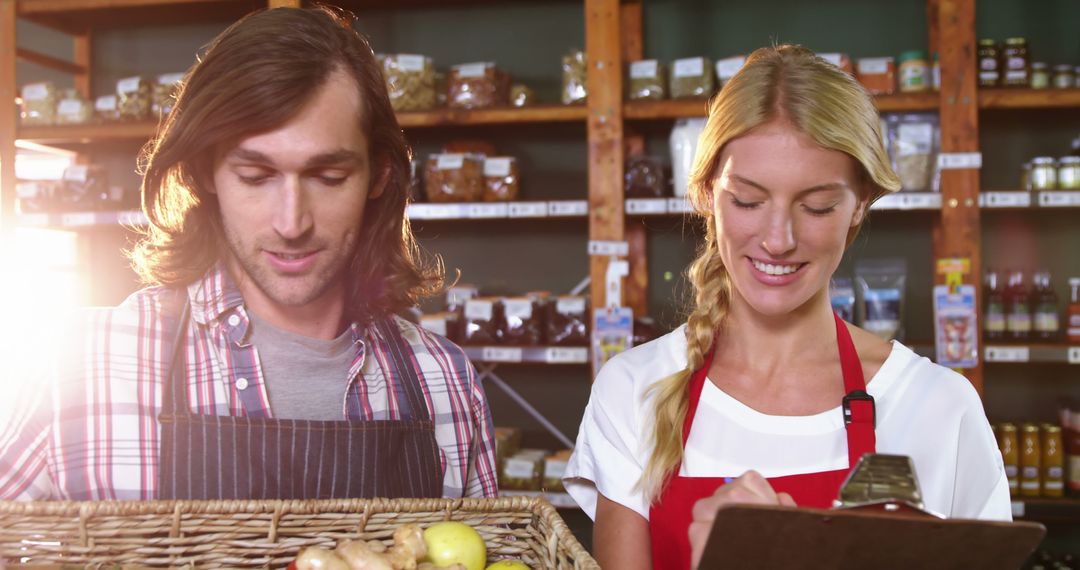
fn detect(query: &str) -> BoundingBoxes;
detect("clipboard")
[697,503,1045,569]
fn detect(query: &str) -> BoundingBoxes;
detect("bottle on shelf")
[1020,423,1042,498]
[1042,424,1064,498]
[984,268,1006,341]
[1032,270,1060,342]
[1068,278,1080,344]
[998,422,1020,496]
[1005,270,1032,342]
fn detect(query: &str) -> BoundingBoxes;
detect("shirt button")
[228,314,241,327]
[236,377,249,391]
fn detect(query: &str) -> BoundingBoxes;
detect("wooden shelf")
[980,191,1080,209]
[984,344,1080,365]
[980,88,1080,110]
[623,93,938,120]
[17,0,262,32]
[1012,498,1080,523]
[17,121,158,144]
[463,346,588,365]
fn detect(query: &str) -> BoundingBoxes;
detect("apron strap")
[682,347,716,447]
[374,318,431,423]
[162,292,192,415]
[834,312,876,468]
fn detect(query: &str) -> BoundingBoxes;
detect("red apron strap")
[681,347,717,447]
[833,312,876,468]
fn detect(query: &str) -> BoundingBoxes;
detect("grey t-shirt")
[248,312,356,421]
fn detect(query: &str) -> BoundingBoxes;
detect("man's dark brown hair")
[131,6,441,322]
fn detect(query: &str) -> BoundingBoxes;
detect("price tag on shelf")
[481,346,522,363]
[1068,347,1080,365]
[1038,191,1080,207]
[548,200,588,217]
[872,193,941,211]
[980,192,1031,208]
[937,152,982,170]
[667,197,694,214]
[508,202,548,218]
[17,213,49,226]
[985,346,1030,363]
[467,203,508,218]
[588,240,629,257]
[117,211,148,226]
[61,212,97,226]
[544,347,588,364]
[625,199,668,215]
[408,204,466,219]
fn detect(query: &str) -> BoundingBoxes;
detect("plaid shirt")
[0,265,498,500]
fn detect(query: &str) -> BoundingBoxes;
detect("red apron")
[648,313,876,570]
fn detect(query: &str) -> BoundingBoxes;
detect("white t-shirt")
[564,325,1012,522]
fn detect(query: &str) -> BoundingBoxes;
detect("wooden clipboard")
[697,504,1045,569]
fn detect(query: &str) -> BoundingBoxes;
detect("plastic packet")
[60,164,109,211]
[152,72,185,117]
[117,76,152,120]
[856,258,907,341]
[419,312,459,341]
[561,50,587,105]
[500,450,544,491]
[628,59,667,101]
[501,296,543,346]
[424,153,483,202]
[383,54,436,112]
[55,89,94,125]
[714,55,746,88]
[95,95,121,122]
[20,82,57,126]
[670,56,714,98]
[831,277,856,322]
[463,297,503,345]
[625,155,666,198]
[448,62,509,109]
[543,450,573,492]
[483,157,520,201]
[888,113,939,192]
[546,295,588,346]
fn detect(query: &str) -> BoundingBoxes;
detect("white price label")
[22,83,50,101]
[455,63,488,78]
[544,459,568,479]
[588,240,629,257]
[667,197,694,213]
[509,202,548,217]
[938,152,983,170]
[95,95,118,112]
[395,54,426,72]
[985,346,1030,363]
[157,72,185,86]
[481,346,523,363]
[117,211,148,226]
[548,200,588,216]
[1038,191,1080,207]
[17,213,49,226]
[1011,501,1025,519]
[436,154,465,170]
[1068,347,1080,364]
[630,60,659,79]
[545,347,588,363]
[980,192,1031,208]
[625,198,668,215]
[465,300,494,321]
[857,57,893,75]
[420,317,448,337]
[504,458,536,478]
[872,192,941,210]
[117,76,142,94]
[57,99,84,116]
[503,299,533,319]
[556,297,587,315]
[715,56,746,80]
[673,57,705,78]
[63,165,89,182]
[483,157,513,177]
[819,53,847,68]
[467,203,508,218]
[61,212,97,226]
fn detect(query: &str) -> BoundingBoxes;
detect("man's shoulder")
[386,315,474,375]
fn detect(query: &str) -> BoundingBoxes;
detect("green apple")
[486,561,531,570]
[422,521,487,570]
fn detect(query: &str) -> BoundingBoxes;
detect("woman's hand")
[689,471,796,569]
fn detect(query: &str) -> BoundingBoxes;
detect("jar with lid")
[931,52,941,91]
[1019,423,1041,497]
[1058,156,1080,190]
[998,423,1020,495]
[1002,37,1029,87]
[1053,64,1076,89]
[1042,424,1064,498]
[1031,157,1058,190]
[898,50,931,93]
[1020,161,1032,191]
[977,39,1000,87]
[1030,62,1050,89]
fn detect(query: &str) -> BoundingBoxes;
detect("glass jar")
[998,423,1020,496]
[1058,156,1080,190]
[932,52,941,91]
[1042,425,1064,498]
[1031,157,1058,190]
[898,50,931,93]
[1020,423,1041,497]
[1053,64,1076,89]
[1002,37,1029,87]
[977,39,1000,87]
[1030,62,1050,89]
[1020,161,1032,191]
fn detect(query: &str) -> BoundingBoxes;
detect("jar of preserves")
[1053,64,1076,89]
[1030,62,1051,89]
[1002,37,1029,87]
[998,423,1020,495]
[1042,424,1064,498]
[1031,157,1058,190]
[1020,423,1041,497]
[898,50,931,93]
[1021,161,1032,191]
[977,39,1000,87]
[1058,156,1080,190]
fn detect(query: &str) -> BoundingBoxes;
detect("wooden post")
[1,0,17,233]
[936,0,983,394]
[586,0,625,324]
[74,32,93,99]
[621,0,649,319]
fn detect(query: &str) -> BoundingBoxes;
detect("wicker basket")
[0,496,598,569]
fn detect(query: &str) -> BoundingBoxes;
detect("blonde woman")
[563,45,1010,570]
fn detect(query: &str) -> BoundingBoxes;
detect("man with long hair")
[0,7,497,501]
